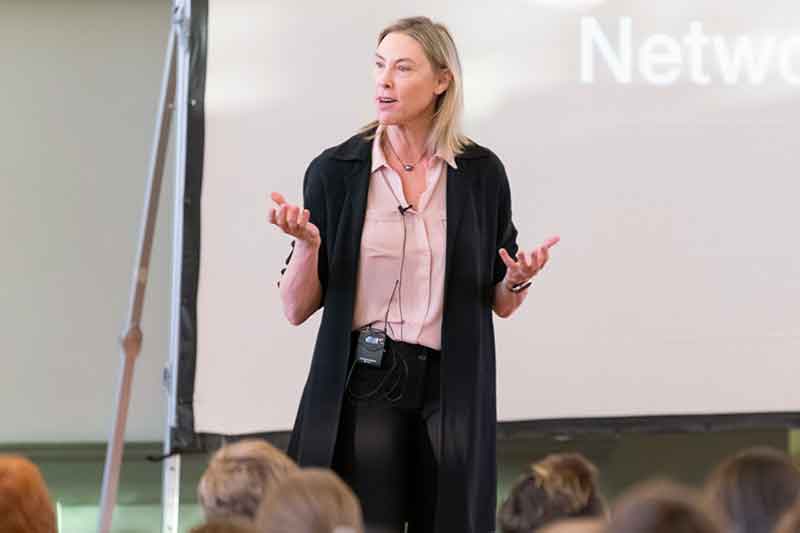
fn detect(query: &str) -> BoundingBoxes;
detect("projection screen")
[172,0,800,445]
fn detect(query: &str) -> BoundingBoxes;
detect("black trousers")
[332,335,442,533]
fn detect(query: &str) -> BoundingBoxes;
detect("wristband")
[506,280,532,293]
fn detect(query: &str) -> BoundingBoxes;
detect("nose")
[377,67,393,88]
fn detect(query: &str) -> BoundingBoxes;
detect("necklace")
[385,136,426,172]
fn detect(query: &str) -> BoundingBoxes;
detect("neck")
[383,112,434,164]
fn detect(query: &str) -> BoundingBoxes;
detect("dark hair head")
[704,447,800,533]
[610,480,720,533]
[498,453,606,533]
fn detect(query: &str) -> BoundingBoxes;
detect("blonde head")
[198,439,298,524]
[260,468,364,533]
[360,16,471,157]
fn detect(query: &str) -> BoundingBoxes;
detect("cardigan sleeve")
[277,157,329,304]
[492,155,519,286]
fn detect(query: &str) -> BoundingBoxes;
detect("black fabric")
[346,333,435,410]
[333,338,441,533]
[286,127,518,533]
[173,0,209,450]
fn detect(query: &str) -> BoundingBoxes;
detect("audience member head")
[189,521,259,533]
[498,453,607,533]
[0,454,56,533]
[198,438,298,525]
[610,480,719,533]
[539,517,607,533]
[704,447,800,533]
[775,501,800,533]
[260,468,364,533]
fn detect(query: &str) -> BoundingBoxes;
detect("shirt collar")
[371,124,458,173]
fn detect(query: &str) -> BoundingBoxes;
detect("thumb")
[270,191,286,206]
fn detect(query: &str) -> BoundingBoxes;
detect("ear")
[434,67,452,96]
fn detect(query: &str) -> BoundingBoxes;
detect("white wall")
[0,0,173,442]
[3,0,800,442]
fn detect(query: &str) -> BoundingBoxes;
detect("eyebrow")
[375,53,416,65]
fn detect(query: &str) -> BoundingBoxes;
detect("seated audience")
[260,468,364,533]
[498,452,607,533]
[704,447,800,533]
[198,438,298,527]
[0,454,56,533]
[609,480,719,533]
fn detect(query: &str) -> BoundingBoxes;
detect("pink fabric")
[352,125,457,350]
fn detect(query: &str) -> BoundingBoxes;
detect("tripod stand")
[97,1,191,531]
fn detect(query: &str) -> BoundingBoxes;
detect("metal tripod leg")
[96,22,178,533]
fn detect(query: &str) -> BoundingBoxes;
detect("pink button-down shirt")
[351,125,457,350]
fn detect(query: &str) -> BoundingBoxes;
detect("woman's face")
[374,32,451,126]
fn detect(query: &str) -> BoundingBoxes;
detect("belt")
[384,335,441,360]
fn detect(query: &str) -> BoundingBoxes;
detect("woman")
[269,16,558,533]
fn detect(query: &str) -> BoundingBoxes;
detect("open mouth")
[377,97,397,103]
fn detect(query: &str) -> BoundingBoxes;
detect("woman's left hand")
[498,235,560,288]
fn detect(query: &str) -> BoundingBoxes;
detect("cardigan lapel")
[444,162,468,294]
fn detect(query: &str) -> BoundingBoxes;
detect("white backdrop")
[193,0,800,435]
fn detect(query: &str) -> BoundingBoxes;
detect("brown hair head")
[498,453,606,533]
[198,438,298,524]
[704,447,800,533]
[610,480,720,533]
[260,468,364,533]
[0,454,56,533]
[189,520,259,533]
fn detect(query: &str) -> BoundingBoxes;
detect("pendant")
[403,164,414,171]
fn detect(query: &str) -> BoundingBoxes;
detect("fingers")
[539,245,549,269]
[270,191,286,206]
[268,192,313,239]
[286,205,300,233]
[276,203,287,228]
[544,235,560,249]
[498,248,517,269]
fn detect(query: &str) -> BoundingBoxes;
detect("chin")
[377,115,399,125]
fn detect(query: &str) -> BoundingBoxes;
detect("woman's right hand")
[268,191,320,248]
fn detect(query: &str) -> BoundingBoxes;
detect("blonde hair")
[260,468,364,533]
[358,16,471,157]
[198,439,298,524]
[498,453,606,533]
[0,455,56,533]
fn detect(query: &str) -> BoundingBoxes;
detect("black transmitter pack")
[355,326,386,367]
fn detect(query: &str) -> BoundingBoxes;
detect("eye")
[375,61,384,68]
[398,66,411,72]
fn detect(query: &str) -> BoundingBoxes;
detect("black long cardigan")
[285,127,519,533]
